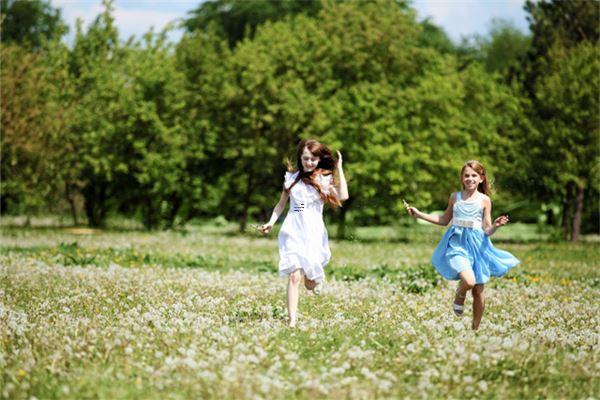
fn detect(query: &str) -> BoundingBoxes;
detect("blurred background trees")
[1,0,597,240]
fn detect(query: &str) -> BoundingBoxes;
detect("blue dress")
[431,191,520,284]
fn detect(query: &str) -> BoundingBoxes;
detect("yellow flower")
[17,369,26,379]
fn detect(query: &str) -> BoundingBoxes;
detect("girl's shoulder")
[316,171,333,182]
[480,192,491,205]
[284,170,299,181]
[284,171,299,189]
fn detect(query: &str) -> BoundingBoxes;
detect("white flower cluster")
[1,241,598,398]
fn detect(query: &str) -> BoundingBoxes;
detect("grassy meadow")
[1,218,599,399]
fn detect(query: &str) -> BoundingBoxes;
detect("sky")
[51,0,531,45]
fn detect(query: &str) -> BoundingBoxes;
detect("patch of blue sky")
[51,0,530,46]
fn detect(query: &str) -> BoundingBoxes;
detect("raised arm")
[260,189,289,234]
[482,196,509,236]
[406,193,455,226]
[335,151,349,202]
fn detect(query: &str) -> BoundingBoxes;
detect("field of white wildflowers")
[1,222,599,399]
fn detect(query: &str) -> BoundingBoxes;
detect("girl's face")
[462,166,483,191]
[301,147,319,172]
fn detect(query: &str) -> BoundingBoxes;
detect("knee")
[463,279,476,291]
[289,270,302,286]
[472,284,484,297]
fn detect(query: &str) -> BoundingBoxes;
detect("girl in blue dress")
[405,160,519,330]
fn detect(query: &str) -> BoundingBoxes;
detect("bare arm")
[482,196,509,236]
[405,193,455,226]
[335,151,349,202]
[260,189,289,234]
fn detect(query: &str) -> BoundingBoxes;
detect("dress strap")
[456,191,462,201]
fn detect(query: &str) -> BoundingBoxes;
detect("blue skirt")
[431,226,520,284]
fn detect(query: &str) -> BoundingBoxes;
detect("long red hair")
[460,160,493,196]
[286,139,341,208]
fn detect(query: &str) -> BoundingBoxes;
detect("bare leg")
[454,270,476,307]
[472,284,485,330]
[287,269,302,327]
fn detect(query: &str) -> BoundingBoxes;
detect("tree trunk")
[164,194,182,229]
[83,181,108,227]
[571,182,584,242]
[337,206,347,239]
[239,173,254,232]
[337,197,354,239]
[65,181,78,226]
[562,182,574,240]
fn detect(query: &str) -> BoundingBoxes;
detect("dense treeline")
[1,0,598,240]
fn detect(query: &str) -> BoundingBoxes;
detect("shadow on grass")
[0,224,151,234]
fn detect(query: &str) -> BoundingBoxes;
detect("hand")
[259,223,273,235]
[406,206,420,218]
[493,215,510,228]
[403,199,419,218]
[336,151,343,168]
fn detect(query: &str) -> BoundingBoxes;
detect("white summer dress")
[278,171,333,283]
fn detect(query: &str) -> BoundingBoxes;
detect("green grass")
[1,222,599,399]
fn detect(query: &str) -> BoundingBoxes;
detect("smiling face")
[300,147,320,172]
[461,166,483,191]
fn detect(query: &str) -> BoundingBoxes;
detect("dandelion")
[477,380,488,391]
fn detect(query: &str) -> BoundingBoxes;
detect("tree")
[532,42,599,241]
[523,0,598,97]
[521,0,599,240]
[476,19,531,75]
[0,41,72,220]
[183,0,321,47]
[417,18,455,55]
[67,0,130,226]
[175,27,234,223]
[116,31,188,229]
[0,0,67,48]
[185,0,526,235]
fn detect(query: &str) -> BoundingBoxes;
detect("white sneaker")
[313,280,324,295]
[287,314,297,328]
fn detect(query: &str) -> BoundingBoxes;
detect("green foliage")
[476,19,531,74]
[417,18,455,55]
[0,0,67,48]
[63,0,190,228]
[330,262,441,293]
[67,1,129,226]
[531,42,599,237]
[1,0,596,237]
[519,0,599,239]
[183,0,322,47]
[525,0,598,59]
[0,40,72,216]
[533,42,599,187]
[116,31,188,229]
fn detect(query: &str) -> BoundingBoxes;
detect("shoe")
[453,288,466,317]
[313,280,323,295]
[287,314,297,328]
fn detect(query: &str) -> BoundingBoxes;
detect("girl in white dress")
[260,139,349,327]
